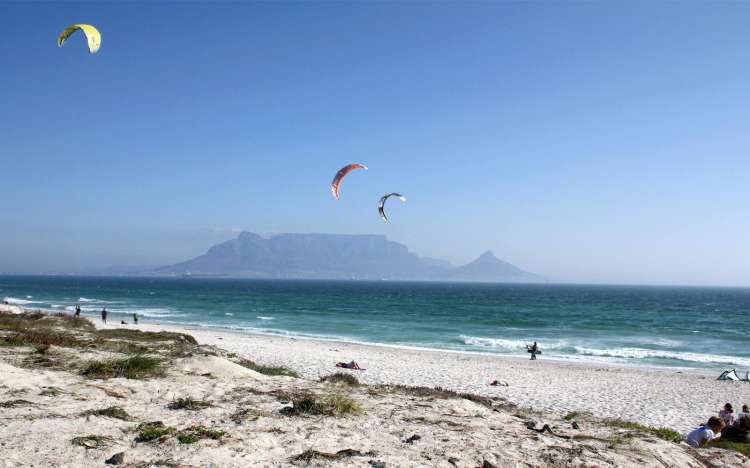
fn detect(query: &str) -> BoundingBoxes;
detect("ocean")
[2,275,749,371]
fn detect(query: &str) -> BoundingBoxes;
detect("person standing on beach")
[529,341,539,360]
[74,304,81,318]
[101,307,107,324]
[133,312,138,325]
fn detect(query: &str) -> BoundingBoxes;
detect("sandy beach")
[1,307,749,467]
[97,319,750,434]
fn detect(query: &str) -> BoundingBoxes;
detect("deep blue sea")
[2,276,749,371]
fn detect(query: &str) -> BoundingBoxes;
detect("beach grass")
[80,355,163,379]
[283,392,361,417]
[236,357,300,377]
[320,372,360,386]
[176,426,225,444]
[603,419,682,443]
[707,439,750,457]
[0,399,33,408]
[168,396,213,411]
[81,406,130,420]
[136,422,176,442]
[71,435,113,449]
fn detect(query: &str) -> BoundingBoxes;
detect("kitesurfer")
[74,304,81,318]
[528,341,539,360]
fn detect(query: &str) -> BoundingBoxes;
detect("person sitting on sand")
[735,405,749,427]
[719,403,736,427]
[722,414,750,443]
[335,361,364,370]
[686,416,725,448]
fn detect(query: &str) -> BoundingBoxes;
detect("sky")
[1,1,749,286]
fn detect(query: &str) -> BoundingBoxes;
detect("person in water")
[101,307,107,324]
[74,304,81,318]
[719,403,736,427]
[133,313,138,325]
[528,341,539,360]
[686,416,725,448]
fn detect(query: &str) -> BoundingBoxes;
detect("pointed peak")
[478,250,498,261]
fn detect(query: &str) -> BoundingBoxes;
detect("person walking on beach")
[101,307,107,324]
[528,341,539,360]
[133,312,138,325]
[719,403,736,427]
[74,304,81,318]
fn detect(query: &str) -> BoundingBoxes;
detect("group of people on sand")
[686,403,750,448]
[72,304,138,326]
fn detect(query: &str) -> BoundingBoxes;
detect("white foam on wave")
[256,316,274,320]
[3,297,34,305]
[573,346,750,367]
[225,312,234,316]
[78,297,97,302]
[461,335,569,351]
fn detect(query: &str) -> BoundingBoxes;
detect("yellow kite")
[57,24,101,54]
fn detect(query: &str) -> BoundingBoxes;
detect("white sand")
[99,320,750,433]
[2,312,749,467]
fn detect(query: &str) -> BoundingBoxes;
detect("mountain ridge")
[158,231,541,283]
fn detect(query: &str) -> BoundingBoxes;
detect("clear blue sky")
[1,1,749,285]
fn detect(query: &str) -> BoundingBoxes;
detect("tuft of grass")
[376,384,495,408]
[82,406,130,420]
[81,355,163,379]
[603,419,682,443]
[707,439,750,458]
[292,449,339,462]
[320,372,360,386]
[283,392,361,417]
[71,435,113,449]
[97,329,197,345]
[236,357,300,377]
[168,396,212,411]
[563,411,581,421]
[291,448,375,462]
[136,422,175,442]
[0,399,33,408]
[0,334,27,347]
[175,426,225,444]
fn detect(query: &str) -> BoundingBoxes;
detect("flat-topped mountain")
[159,232,540,282]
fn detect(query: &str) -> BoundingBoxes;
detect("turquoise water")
[2,276,749,371]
